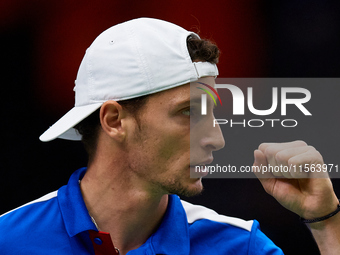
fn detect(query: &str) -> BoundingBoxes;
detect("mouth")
[189,158,213,178]
[189,165,208,178]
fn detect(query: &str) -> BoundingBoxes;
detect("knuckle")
[294,140,307,147]
[264,146,276,158]
[313,150,324,163]
[306,145,315,151]
[275,151,287,163]
[307,146,322,157]
[287,157,298,167]
[258,143,268,152]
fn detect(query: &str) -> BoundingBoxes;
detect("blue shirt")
[0,168,283,254]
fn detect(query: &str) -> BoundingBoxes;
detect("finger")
[253,149,274,179]
[258,144,281,177]
[288,150,328,179]
[253,150,277,196]
[258,140,307,154]
[275,146,314,178]
[259,141,308,178]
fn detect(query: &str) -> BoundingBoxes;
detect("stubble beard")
[129,118,203,197]
[155,176,204,197]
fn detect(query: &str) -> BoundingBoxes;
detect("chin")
[169,178,204,197]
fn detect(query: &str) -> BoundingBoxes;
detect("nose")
[200,118,225,151]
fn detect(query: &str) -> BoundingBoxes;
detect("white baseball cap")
[39,17,219,142]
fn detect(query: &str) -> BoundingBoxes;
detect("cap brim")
[39,103,103,142]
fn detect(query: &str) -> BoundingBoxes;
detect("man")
[0,18,339,254]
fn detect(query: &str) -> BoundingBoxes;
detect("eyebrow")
[171,95,216,110]
[182,96,217,106]
[192,96,216,108]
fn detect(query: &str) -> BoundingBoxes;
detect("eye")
[182,108,191,116]
[182,106,197,116]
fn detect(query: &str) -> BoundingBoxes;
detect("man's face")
[124,77,225,197]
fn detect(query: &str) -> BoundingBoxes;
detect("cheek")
[146,127,190,170]
[153,132,189,162]
[127,114,191,174]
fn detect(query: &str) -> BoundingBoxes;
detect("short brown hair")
[187,34,220,64]
[75,34,220,162]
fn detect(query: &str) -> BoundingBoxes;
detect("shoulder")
[180,199,284,255]
[181,199,253,231]
[0,190,59,224]
[0,190,69,253]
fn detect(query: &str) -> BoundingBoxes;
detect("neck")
[80,162,168,255]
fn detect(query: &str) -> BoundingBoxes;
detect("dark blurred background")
[1,1,340,254]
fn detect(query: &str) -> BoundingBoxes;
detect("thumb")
[253,149,273,179]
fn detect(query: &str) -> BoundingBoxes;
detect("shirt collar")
[58,167,97,237]
[58,168,191,254]
[149,194,190,255]
[129,195,190,255]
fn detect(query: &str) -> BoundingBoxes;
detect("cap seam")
[127,21,153,93]
[86,46,95,103]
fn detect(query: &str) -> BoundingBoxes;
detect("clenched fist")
[253,140,338,219]
[253,140,340,254]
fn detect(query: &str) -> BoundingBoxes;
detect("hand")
[253,140,338,220]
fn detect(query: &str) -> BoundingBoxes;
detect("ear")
[99,100,126,142]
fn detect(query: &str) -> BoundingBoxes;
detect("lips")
[190,157,214,167]
[190,157,213,178]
